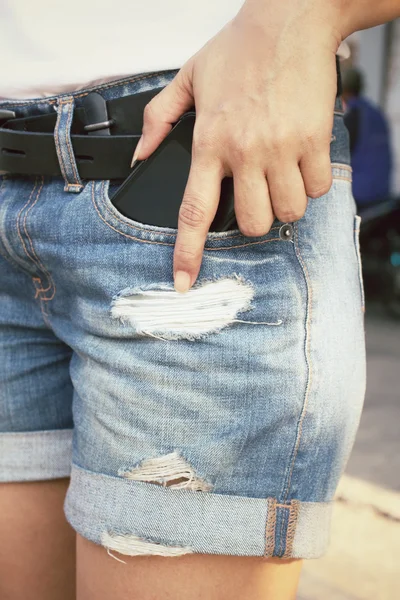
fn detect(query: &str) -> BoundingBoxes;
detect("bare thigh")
[0,479,75,600]
[77,535,302,600]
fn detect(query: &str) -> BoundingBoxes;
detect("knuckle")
[276,207,305,223]
[239,221,271,238]
[179,197,208,228]
[193,132,215,156]
[267,129,294,153]
[302,131,321,150]
[307,186,330,199]
[143,101,157,123]
[307,178,332,199]
[231,135,258,164]
[193,117,220,150]
[175,243,200,263]
[302,128,331,154]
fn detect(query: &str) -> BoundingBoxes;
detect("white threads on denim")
[111,276,282,340]
[102,453,210,557]
[119,451,213,492]
[101,532,193,558]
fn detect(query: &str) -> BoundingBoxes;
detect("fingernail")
[174,271,191,293]
[130,137,143,167]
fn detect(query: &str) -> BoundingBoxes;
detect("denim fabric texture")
[54,95,84,193]
[0,72,366,559]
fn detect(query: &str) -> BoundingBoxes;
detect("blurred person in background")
[343,68,393,207]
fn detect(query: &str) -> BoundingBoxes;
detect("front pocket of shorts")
[102,179,180,236]
[354,215,365,312]
[101,180,246,238]
[93,180,282,249]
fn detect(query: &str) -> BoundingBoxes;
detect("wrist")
[238,0,398,50]
[314,0,400,38]
[237,0,343,52]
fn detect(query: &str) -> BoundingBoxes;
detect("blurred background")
[299,20,400,600]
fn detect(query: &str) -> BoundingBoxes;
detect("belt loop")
[54,96,83,193]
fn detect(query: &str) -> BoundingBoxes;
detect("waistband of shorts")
[0,70,179,116]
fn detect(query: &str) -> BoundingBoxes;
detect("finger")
[174,161,223,292]
[300,147,332,199]
[267,163,308,223]
[233,168,274,237]
[132,62,195,164]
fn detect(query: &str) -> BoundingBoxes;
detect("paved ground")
[297,307,400,600]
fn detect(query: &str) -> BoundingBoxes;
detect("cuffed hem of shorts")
[65,464,333,559]
[0,429,72,481]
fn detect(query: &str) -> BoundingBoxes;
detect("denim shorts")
[0,71,366,559]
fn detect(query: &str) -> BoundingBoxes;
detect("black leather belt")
[0,58,342,181]
[0,87,163,180]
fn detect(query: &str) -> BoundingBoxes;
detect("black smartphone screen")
[110,112,237,231]
[111,113,194,229]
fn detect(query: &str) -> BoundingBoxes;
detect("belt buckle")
[82,93,114,136]
[0,109,16,126]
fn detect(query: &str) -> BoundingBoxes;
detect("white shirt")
[1,0,349,99]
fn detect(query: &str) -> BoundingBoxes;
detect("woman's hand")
[133,0,343,292]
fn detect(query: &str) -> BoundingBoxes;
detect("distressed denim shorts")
[0,71,366,559]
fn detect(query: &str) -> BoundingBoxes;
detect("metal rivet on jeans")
[279,224,294,241]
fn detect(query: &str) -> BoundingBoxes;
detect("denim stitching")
[99,181,178,238]
[16,178,39,266]
[0,98,57,107]
[38,285,56,302]
[97,182,282,249]
[94,187,282,251]
[57,98,83,188]
[32,277,44,297]
[277,505,287,557]
[281,222,313,502]
[54,105,69,184]
[23,179,52,293]
[100,181,280,240]
[205,238,281,251]
[332,175,352,183]
[73,71,167,99]
[33,279,54,296]
[95,181,283,250]
[98,167,349,243]
[21,177,56,301]
[63,98,82,186]
[0,72,167,107]
[91,182,175,247]
[331,164,352,183]
[331,162,352,172]
[275,501,299,558]
[22,177,53,295]
[264,498,277,557]
[283,500,299,559]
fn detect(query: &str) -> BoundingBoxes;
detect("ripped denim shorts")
[0,71,366,560]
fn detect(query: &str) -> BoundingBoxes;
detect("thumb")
[131,62,195,164]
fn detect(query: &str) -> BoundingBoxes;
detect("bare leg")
[77,535,302,600]
[0,479,75,600]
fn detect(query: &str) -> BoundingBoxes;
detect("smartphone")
[110,112,237,231]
